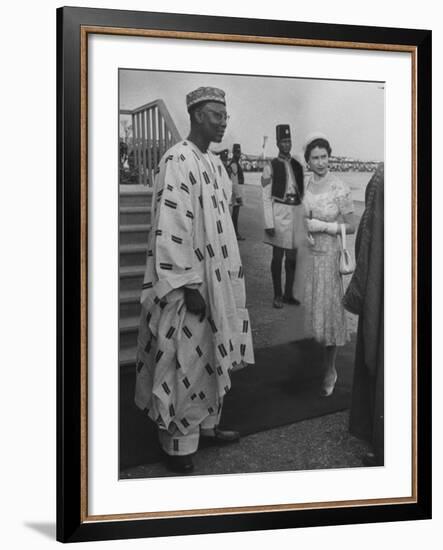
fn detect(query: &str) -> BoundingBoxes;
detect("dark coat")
[343,163,384,459]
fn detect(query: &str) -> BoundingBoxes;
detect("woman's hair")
[304,138,332,163]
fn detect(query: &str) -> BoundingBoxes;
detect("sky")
[119,69,384,161]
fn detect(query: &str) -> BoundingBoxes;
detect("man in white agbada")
[135,86,254,474]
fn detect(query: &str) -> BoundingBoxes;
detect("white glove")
[306,218,339,235]
[324,221,339,235]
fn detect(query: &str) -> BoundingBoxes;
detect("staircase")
[119,98,181,370]
[119,185,153,369]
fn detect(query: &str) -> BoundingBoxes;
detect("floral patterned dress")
[303,172,354,346]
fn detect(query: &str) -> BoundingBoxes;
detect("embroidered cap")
[303,132,329,151]
[186,86,226,111]
[276,124,291,142]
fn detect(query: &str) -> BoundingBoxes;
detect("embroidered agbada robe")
[135,140,254,437]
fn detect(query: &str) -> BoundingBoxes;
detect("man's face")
[277,138,292,156]
[196,101,228,143]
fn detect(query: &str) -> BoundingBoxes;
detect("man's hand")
[184,287,206,321]
[265,227,275,237]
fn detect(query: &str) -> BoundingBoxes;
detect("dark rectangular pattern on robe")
[205,363,214,375]
[181,418,190,428]
[183,326,192,339]
[165,199,177,209]
[208,318,218,333]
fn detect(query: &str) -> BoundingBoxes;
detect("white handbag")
[338,223,355,275]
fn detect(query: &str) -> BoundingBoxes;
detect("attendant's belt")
[273,193,301,206]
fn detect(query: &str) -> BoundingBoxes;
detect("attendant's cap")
[186,86,226,111]
[232,143,241,153]
[276,124,291,142]
[303,132,329,151]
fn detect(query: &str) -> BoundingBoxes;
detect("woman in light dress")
[302,133,356,396]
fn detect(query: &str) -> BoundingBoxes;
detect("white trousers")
[158,401,223,456]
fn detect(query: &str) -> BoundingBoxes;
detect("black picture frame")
[57,6,432,543]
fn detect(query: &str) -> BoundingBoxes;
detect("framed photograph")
[57,6,431,543]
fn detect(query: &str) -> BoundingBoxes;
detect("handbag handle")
[337,223,346,251]
[340,223,347,251]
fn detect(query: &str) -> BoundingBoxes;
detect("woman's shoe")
[320,369,337,397]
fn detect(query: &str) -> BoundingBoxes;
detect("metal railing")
[120,99,181,186]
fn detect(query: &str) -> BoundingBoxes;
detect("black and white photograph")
[118,69,385,479]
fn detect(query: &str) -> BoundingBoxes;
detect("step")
[119,243,148,267]
[119,224,151,245]
[119,265,145,292]
[120,289,142,318]
[119,316,139,349]
[119,346,137,369]
[120,185,153,207]
[119,206,152,225]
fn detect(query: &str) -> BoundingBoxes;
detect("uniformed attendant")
[261,124,305,308]
[229,143,245,240]
[217,148,230,175]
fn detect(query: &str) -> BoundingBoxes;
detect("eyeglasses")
[202,108,230,122]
